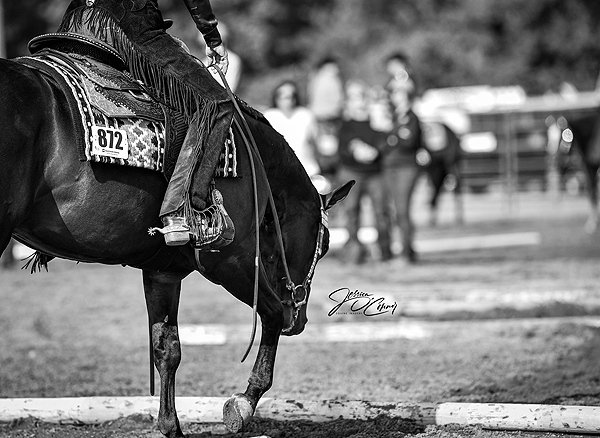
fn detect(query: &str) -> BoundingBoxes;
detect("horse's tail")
[21,251,54,273]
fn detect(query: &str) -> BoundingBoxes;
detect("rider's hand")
[206,43,229,75]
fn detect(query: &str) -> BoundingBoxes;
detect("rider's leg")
[59,0,234,246]
[158,100,232,246]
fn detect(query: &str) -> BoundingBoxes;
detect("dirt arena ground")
[1,189,600,437]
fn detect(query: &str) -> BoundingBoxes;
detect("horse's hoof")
[584,218,598,235]
[223,393,254,433]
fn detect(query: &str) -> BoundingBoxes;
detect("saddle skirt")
[17,45,238,178]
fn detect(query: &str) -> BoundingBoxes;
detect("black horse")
[557,111,600,233]
[421,120,463,226]
[0,52,352,437]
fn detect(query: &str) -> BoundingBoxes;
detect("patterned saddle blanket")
[16,48,238,178]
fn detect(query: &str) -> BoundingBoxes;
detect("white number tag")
[91,126,129,159]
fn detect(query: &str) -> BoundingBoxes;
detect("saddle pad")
[44,53,166,171]
[89,108,166,170]
[17,51,238,176]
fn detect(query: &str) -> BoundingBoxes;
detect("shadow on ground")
[190,415,425,438]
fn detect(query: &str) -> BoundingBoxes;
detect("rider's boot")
[155,114,200,246]
[157,109,231,247]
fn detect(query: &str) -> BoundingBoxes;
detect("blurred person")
[380,56,427,263]
[57,0,232,247]
[195,22,242,92]
[307,56,345,179]
[368,85,394,132]
[338,80,392,263]
[264,80,321,179]
[385,51,416,95]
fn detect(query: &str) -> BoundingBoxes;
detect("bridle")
[280,196,329,334]
[208,62,328,359]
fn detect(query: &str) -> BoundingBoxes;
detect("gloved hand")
[206,43,229,75]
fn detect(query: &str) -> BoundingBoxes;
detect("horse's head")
[262,181,354,336]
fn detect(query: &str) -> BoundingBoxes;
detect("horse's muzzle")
[281,303,307,336]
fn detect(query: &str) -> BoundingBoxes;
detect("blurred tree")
[4,0,64,57]
[3,0,600,104]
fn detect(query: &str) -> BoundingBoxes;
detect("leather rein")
[208,63,327,361]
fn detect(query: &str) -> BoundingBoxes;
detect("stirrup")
[148,216,190,246]
[192,189,235,250]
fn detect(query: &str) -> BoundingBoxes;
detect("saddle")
[21,33,237,249]
[26,33,238,178]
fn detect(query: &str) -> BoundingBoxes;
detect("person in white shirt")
[264,80,321,178]
[307,56,345,177]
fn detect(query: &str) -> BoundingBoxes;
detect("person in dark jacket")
[58,0,233,247]
[380,66,424,263]
[337,80,392,263]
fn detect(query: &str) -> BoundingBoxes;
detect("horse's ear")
[322,180,355,211]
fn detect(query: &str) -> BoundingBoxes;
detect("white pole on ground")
[0,398,599,434]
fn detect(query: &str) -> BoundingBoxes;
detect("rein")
[209,62,322,360]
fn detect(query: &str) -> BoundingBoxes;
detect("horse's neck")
[263,150,315,202]
[250,119,313,199]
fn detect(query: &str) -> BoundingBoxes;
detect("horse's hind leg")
[0,239,15,269]
[426,164,446,227]
[0,219,16,265]
[143,270,190,438]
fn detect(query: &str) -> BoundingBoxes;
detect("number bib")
[91,126,129,159]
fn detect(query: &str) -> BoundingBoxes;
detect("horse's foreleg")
[223,274,283,433]
[426,165,445,227]
[223,323,280,432]
[584,164,599,234]
[451,164,465,225]
[143,270,190,438]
